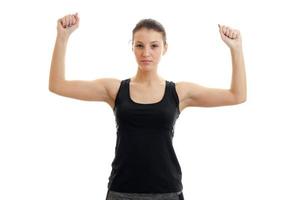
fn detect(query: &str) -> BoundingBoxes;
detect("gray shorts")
[106,190,184,200]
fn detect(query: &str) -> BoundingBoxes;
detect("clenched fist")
[57,13,80,39]
[218,24,242,51]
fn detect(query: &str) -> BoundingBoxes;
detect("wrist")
[56,33,69,43]
[230,45,243,54]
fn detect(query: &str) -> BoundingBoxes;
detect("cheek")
[155,50,163,57]
[133,50,139,57]
[133,49,142,55]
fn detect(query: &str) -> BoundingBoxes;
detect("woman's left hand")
[218,24,242,51]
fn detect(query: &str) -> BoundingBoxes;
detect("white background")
[0,0,299,199]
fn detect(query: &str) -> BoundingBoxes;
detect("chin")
[139,64,154,71]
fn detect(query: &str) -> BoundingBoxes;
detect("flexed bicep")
[176,81,240,108]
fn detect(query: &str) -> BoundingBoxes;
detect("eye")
[151,44,159,48]
[135,44,144,48]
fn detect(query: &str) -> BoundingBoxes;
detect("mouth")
[140,60,152,64]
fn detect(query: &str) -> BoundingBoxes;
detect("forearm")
[49,35,69,90]
[229,48,247,102]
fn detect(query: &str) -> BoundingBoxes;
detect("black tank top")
[107,78,183,193]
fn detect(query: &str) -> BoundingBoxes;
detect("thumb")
[57,18,64,30]
[70,12,80,28]
[218,24,226,40]
[74,13,80,25]
[218,24,224,35]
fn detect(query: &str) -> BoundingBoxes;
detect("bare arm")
[49,13,79,89]
[48,35,68,91]
[229,47,247,102]
[48,13,120,106]
[176,24,247,110]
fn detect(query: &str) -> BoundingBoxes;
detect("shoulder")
[171,81,193,112]
[99,78,123,108]
[105,78,130,99]
[173,81,190,100]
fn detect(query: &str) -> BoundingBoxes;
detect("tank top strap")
[113,78,130,111]
[167,81,180,109]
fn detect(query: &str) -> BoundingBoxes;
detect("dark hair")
[132,18,167,45]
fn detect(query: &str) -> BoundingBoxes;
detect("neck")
[132,68,163,84]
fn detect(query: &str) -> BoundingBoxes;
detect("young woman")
[49,13,247,200]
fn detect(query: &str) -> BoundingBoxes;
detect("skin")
[49,13,247,113]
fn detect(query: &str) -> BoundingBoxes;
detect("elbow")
[49,86,54,93]
[234,96,247,104]
[49,85,56,93]
[48,78,64,93]
[237,98,247,104]
[230,90,247,105]
[48,82,59,93]
[49,77,55,92]
[48,81,55,92]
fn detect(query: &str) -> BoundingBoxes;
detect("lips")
[141,60,152,63]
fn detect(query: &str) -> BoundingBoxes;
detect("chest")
[129,84,166,104]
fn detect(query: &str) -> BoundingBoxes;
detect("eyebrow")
[136,41,160,44]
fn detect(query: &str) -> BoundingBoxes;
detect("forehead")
[133,28,163,43]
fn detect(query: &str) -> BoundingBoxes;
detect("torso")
[105,78,189,113]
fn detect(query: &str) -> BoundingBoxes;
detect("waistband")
[106,190,184,200]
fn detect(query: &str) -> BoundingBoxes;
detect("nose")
[142,47,151,57]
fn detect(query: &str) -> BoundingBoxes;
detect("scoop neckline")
[128,78,168,105]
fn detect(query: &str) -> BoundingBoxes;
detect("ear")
[131,40,134,52]
[163,43,168,55]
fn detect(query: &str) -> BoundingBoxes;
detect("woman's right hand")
[56,13,80,39]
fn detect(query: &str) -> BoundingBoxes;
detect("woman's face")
[132,28,167,71]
